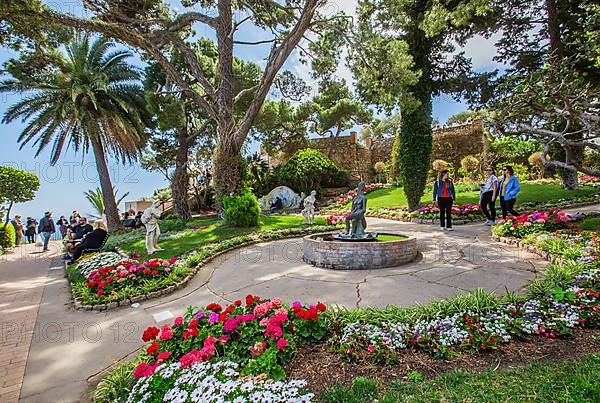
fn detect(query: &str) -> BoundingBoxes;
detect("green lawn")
[366,183,598,209]
[324,353,600,402]
[108,214,326,259]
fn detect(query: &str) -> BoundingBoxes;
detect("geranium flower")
[156,351,171,362]
[159,324,173,341]
[276,338,288,351]
[133,363,156,378]
[142,326,160,342]
[174,317,184,326]
[146,341,159,355]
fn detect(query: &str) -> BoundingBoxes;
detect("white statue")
[142,200,162,254]
[302,190,317,224]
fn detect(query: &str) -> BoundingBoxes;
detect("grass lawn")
[366,183,598,209]
[580,216,600,231]
[109,214,327,259]
[324,353,600,402]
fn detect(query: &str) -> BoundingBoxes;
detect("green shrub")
[222,190,261,227]
[274,148,348,193]
[495,161,531,180]
[0,223,15,249]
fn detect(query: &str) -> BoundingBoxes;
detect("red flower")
[151,270,159,276]
[157,351,171,362]
[146,341,159,355]
[206,303,222,312]
[234,300,242,306]
[174,317,184,326]
[142,326,160,342]
[133,363,156,378]
[245,294,259,306]
[97,289,104,296]
[316,302,326,312]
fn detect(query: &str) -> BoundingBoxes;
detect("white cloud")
[458,32,504,71]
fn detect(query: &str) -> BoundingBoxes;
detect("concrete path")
[8,205,598,402]
[0,241,62,403]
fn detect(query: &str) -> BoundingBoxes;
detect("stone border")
[303,232,418,270]
[64,226,341,312]
[492,234,564,265]
[368,214,485,225]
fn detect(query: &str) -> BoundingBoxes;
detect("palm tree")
[84,187,130,219]
[0,34,151,230]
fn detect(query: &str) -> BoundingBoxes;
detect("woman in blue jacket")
[499,165,520,219]
[433,170,456,230]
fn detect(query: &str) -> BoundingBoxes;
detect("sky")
[0,0,503,220]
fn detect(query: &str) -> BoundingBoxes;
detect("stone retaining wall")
[303,233,418,270]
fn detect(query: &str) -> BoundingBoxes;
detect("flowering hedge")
[523,228,600,263]
[132,296,327,384]
[579,175,600,187]
[492,209,573,238]
[86,257,178,297]
[413,203,482,219]
[336,264,600,360]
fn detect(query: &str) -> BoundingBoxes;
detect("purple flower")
[208,312,219,323]
[292,301,302,308]
[195,311,206,319]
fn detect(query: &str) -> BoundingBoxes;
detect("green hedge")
[274,148,348,193]
[222,190,261,227]
[0,223,15,249]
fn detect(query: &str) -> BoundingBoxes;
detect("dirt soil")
[285,328,600,400]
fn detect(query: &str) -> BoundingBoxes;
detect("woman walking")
[57,215,69,239]
[499,165,521,219]
[480,167,498,225]
[25,217,37,243]
[433,170,456,231]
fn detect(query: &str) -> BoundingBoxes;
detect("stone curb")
[66,226,339,312]
[492,234,564,265]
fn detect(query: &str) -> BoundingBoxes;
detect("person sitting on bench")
[68,221,108,264]
[269,197,283,214]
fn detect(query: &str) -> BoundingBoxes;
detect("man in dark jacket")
[38,211,56,251]
[69,221,108,264]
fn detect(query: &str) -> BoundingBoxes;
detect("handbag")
[35,234,43,247]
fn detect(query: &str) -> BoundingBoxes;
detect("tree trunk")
[90,136,122,231]
[4,201,13,226]
[560,167,579,189]
[171,128,192,220]
[545,0,564,62]
[213,138,244,206]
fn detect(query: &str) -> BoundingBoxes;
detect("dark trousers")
[480,191,496,221]
[500,196,518,219]
[438,197,453,228]
[27,234,35,243]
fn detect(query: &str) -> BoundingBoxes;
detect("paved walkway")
[2,204,597,402]
[0,241,62,403]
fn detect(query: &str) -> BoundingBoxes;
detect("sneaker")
[487,220,495,226]
[440,227,446,231]
[446,227,454,231]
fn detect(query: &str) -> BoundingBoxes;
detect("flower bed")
[366,203,484,224]
[99,296,327,401]
[336,286,597,360]
[491,209,573,238]
[76,251,128,278]
[335,183,386,206]
[66,225,342,310]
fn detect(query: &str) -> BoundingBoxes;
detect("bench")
[80,233,110,256]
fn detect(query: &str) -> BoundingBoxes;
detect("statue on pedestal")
[142,200,162,254]
[334,182,377,241]
[302,190,317,224]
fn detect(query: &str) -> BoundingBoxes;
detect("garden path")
[11,204,597,402]
[0,241,62,403]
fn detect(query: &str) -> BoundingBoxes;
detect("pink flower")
[208,312,219,323]
[157,351,171,362]
[276,338,288,351]
[174,317,184,326]
[368,344,374,353]
[133,363,156,378]
[159,324,173,340]
[223,318,239,332]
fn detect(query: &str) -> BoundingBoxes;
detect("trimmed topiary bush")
[274,148,348,193]
[0,223,15,249]
[222,190,261,227]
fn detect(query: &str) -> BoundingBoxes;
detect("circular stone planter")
[303,232,418,270]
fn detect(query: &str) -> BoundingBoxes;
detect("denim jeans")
[42,232,53,250]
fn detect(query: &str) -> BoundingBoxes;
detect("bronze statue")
[344,182,368,236]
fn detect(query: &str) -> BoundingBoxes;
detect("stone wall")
[261,119,487,182]
[431,119,489,169]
